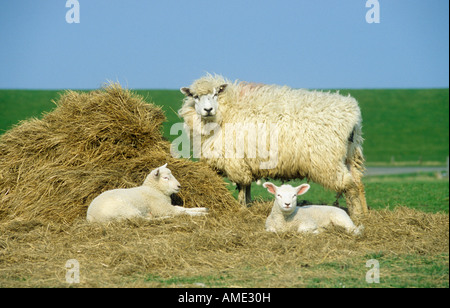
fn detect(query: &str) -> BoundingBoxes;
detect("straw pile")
[0,84,239,223]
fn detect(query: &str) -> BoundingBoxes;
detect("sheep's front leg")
[238,184,252,207]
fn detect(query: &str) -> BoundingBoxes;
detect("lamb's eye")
[193,95,199,100]
[277,194,281,198]
[163,177,169,180]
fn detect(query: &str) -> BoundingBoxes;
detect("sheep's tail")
[346,124,365,177]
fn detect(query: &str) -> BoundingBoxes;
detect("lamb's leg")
[173,206,208,216]
[184,207,209,216]
[144,213,172,221]
[298,221,319,234]
[185,207,209,213]
[331,211,363,235]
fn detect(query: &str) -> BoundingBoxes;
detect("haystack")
[0,84,239,223]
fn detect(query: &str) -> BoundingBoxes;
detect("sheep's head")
[180,84,227,120]
[144,163,181,196]
[263,182,310,214]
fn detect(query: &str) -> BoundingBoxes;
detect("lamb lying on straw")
[0,84,238,224]
[87,164,208,222]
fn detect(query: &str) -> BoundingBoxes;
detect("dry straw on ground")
[0,204,448,287]
[0,84,239,223]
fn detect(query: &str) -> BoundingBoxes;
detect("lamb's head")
[144,163,181,195]
[263,182,310,214]
[180,84,227,120]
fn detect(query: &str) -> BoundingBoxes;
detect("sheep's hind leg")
[237,184,252,207]
[344,181,368,218]
[345,170,368,217]
[345,144,369,217]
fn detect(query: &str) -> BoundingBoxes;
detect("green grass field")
[1,88,449,165]
[0,88,448,288]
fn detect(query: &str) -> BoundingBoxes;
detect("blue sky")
[0,0,448,89]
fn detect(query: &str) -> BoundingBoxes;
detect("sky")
[0,0,448,89]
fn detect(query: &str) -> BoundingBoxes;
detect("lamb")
[179,74,368,217]
[86,164,208,222]
[263,182,362,235]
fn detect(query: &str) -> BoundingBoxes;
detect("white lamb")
[86,164,208,222]
[263,182,362,235]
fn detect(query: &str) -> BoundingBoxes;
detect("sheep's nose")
[204,107,213,113]
[285,203,291,207]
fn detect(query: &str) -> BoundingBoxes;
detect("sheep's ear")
[152,168,160,179]
[263,182,277,195]
[180,87,193,97]
[296,184,310,196]
[161,163,168,169]
[217,84,228,94]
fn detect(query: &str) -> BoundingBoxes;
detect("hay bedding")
[0,205,447,287]
[0,84,239,223]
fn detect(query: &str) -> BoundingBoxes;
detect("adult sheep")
[179,74,368,217]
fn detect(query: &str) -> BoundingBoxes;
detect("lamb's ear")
[180,87,193,97]
[296,184,310,196]
[151,167,160,179]
[217,84,228,94]
[263,182,277,195]
[160,163,168,169]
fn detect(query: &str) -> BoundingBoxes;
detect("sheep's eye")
[163,177,169,180]
[193,95,199,100]
[277,194,281,198]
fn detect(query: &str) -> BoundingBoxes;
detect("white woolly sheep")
[179,74,368,217]
[86,164,208,222]
[263,182,362,235]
